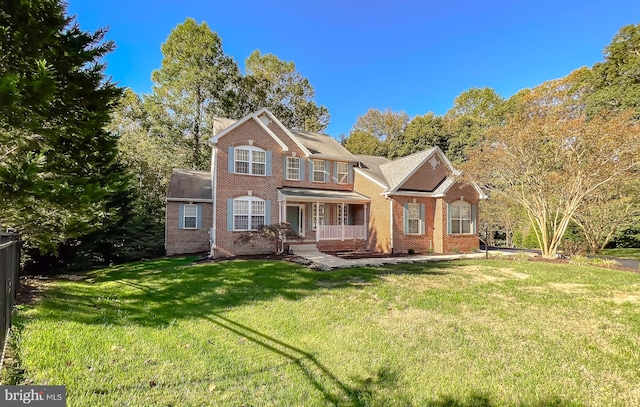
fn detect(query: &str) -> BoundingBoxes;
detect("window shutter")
[299,158,305,180]
[196,204,202,229]
[178,204,185,229]
[228,146,234,173]
[324,160,329,183]
[283,155,287,179]
[266,151,272,176]
[227,199,233,231]
[447,203,452,234]
[348,163,354,184]
[332,162,338,183]
[471,204,477,234]
[265,200,272,225]
[420,203,426,235]
[308,160,313,181]
[403,203,409,234]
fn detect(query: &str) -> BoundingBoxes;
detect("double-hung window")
[183,204,197,229]
[313,160,325,182]
[337,162,348,184]
[234,146,266,176]
[407,203,420,234]
[450,201,471,234]
[287,157,300,180]
[233,197,265,231]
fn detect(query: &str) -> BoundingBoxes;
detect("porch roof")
[278,188,370,204]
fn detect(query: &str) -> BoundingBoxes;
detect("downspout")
[209,146,217,258]
[389,197,394,254]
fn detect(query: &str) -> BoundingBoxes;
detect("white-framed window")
[450,200,472,234]
[337,204,349,225]
[287,157,300,180]
[233,197,265,231]
[313,160,325,182]
[337,162,348,184]
[407,203,420,234]
[311,203,325,230]
[234,146,266,176]
[183,204,197,229]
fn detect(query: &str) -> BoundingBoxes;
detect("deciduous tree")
[465,110,640,258]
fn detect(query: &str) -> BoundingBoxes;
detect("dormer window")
[235,146,266,176]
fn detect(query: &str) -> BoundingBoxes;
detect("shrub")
[491,252,507,260]
[452,247,460,254]
[569,255,590,266]
[588,258,618,268]
[513,252,530,262]
[408,248,415,255]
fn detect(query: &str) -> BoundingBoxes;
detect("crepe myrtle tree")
[234,222,303,254]
[464,110,640,258]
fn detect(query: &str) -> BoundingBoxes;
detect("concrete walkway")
[290,244,501,270]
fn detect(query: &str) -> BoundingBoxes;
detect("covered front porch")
[277,188,370,242]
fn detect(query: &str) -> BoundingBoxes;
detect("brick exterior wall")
[401,159,449,191]
[439,183,481,253]
[353,171,391,253]
[165,201,212,255]
[389,196,436,254]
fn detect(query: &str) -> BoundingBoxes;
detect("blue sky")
[67,0,640,137]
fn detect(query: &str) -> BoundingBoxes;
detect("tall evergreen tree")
[0,0,127,253]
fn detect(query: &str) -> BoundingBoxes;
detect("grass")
[5,257,640,406]
[600,248,640,261]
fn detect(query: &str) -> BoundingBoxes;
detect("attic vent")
[259,115,270,126]
[429,156,440,169]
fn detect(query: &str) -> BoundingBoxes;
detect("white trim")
[183,203,198,229]
[406,202,421,235]
[209,113,289,152]
[255,108,311,156]
[313,159,326,183]
[234,145,267,176]
[166,198,213,203]
[388,147,461,194]
[232,196,266,231]
[285,204,305,237]
[286,156,301,180]
[354,167,388,189]
[211,146,218,256]
[449,200,473,235]
[336,162,348,184]
[389,198,394,253]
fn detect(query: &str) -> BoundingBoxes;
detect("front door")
[286,205,305,237]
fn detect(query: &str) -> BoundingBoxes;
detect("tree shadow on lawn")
[26,258,578,406]
[35,257,452,327]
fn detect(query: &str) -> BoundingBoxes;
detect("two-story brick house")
[165,108,486,257]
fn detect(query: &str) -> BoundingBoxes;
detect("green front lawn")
[600,248,640,261]
[6,257,640,406]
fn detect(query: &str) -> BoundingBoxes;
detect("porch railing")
[317,225,366,240]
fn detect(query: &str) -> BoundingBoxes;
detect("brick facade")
[165,201,212,255]
[165,110,483,257]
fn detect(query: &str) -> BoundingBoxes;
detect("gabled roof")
[354,147,486,199]
[209,112,289,151]
[166,169,212,201]
[290,129,358,162]
[208,109,357,161]
[355,155,391,187]
[379,147,441,192]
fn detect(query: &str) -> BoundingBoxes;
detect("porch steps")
[289,244,319,255]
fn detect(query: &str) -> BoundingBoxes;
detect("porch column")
[316,201,320,242]
[341,203,345,241]
[279,199,286,224]
[364,203,368,240]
